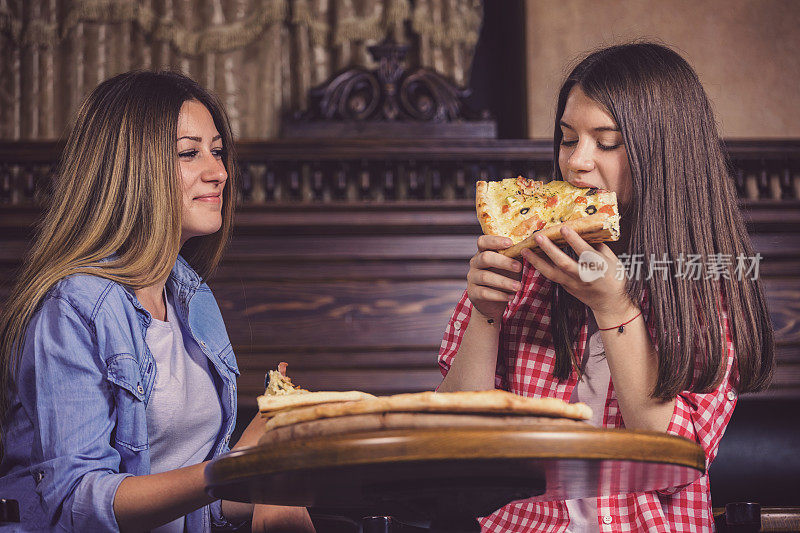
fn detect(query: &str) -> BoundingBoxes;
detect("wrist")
[592,302,641,330]
[472,308,502,328]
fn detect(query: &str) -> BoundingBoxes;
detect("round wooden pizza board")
[205,412,704,525]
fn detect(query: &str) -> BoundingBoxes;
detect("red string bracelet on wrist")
[598,310,642,334]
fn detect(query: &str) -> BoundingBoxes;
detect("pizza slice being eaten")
[476,177,621,257]
[257,362,376,418]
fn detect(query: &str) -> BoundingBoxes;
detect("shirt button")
[200,341,207,347]
[727,390,736,401]
[224,434,231,443]
[137,384,144,394]
[453,321,461,330]
[602,515,612,525]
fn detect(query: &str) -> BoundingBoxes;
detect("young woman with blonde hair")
[438,42,774,531]
[0,71,314,532]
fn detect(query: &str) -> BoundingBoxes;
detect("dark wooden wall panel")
[1,140,799,406]
[213,280,463,348]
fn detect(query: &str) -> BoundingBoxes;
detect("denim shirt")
[1,255,240,531]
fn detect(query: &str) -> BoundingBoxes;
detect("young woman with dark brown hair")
[0,71,314,532]
[438,42,774,531]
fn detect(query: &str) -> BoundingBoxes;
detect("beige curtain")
[0,0,483,139]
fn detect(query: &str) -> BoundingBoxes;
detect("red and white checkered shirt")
[438,261,737,532]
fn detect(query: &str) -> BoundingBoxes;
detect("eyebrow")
[177,135,222,142]
[559,120,620,133]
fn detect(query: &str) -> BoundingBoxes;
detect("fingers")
[594,242,617,260]
[521,247,565,284]
[559,226,594,256]
[530,232,578,276]
[470,249,522,273]
[469,284,516,303]
[477,234,514,252]
[468,268,522,294]
[468,239,523,317]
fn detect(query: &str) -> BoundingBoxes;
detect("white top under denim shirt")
[145,287,223,533]
[0,255,241,532]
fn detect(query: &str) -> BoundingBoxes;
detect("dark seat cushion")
[709,399,800,507]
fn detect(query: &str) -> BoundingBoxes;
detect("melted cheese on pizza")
[478,178,619,244]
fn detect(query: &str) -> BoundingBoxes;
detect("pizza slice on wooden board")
[264,390,593,432]
[476,177,620,258]
[257,362,376,418]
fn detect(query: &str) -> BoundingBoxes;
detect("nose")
[201,152,227,184]
[565,141,595,174]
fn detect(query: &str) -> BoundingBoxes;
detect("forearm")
[595,303,675,433]
[221,500,255,524]
[438,310,502,392]
[113,462,215,531]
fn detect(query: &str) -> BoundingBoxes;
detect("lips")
[567,179,596,189]
[194,193,221,203]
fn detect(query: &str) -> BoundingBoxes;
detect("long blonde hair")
[0,71,238,435]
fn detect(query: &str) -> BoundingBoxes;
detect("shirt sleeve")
[17,296,130,532]
[437,290,507,390]
[658,310,738,494]
[438,290,473,376]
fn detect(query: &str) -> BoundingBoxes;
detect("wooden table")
[205,414,705,531]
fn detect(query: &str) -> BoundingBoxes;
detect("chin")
[183,223,223,240]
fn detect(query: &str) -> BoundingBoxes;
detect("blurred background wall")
[524,0,800,139]
[0,0,483,139]
[3,1,798,140]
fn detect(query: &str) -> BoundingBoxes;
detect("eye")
[179,150,198,158]
[560,139,578,147]
[597,142,622,151]
[212,147,225,158]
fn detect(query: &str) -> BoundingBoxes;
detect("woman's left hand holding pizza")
[521,226,637,320]
[524,226,675,433]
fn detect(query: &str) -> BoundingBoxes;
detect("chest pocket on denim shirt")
[106,354,149,451]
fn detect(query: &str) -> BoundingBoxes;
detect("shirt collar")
[98,252,203,315]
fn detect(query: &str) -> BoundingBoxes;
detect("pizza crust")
[264,390,593,432]
[499,213,619,258]
[258,390,377,415]
[260,412,591,445]
[475,180,499,235]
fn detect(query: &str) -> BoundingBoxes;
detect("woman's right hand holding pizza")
[467,236,523,321]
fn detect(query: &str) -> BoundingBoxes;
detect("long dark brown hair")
[550,42,774,399]
[0,71,238,441]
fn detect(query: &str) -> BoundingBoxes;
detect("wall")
[524,0,800,139]
[0,0,482,140]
